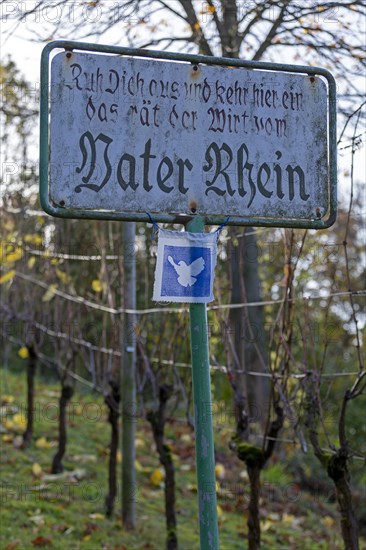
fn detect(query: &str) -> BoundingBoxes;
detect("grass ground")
[0,368,364,550]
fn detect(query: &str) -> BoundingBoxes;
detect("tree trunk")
[228,229,269,429]
[230,406,283,550]
[247,464,261,550]
[162,443,177,550]
[242,229,269,422]
[147,385,177,550]
[51,385,74,474]
[105,384,120,518]
[328,455,359,550]
[23,346,37,446]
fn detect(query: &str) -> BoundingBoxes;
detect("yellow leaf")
[180,433,192,444]
[193,21,201,31]
[24,234,42,246]
[4,419,14,430]
[89,513,105,520]
[56,268,72,285]
[18,346,29,359]
[217,504,224,519]
[282,513,296,524]
[34,235,43,246]
[74,405,83,416]
[42,284,58,302]
[322,515,335,527]
[91,279,104,292]
[32,463,43,478]
[3,247,23,264]
[35,437,52,449]
[13,413,27,428]
[261,519,274,532]
[2,434,14,443]
[135,438,145,449]
[28,257,36,269]
[215,463,226,480]
[0,270,15,285]
[150,468,164,486]
[135,460,144,472]
[2,394,15,404]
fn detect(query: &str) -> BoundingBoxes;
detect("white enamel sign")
[49,51,331,223]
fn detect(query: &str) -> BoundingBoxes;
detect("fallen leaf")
[261,519,274,532]
[73,405,83,415]
[1,395,15,405]
[32,463,43,478]
[322,515,335,527]
[5,540,21,550]
[179,433,192,444]
[31,536,52,547]
[89,513,105,520]
[215,463,226,480]
[135,459,149,473]
[239,469,249,480]
[29,515,45,526]
[150,468,164,486]
[35,437,52,449]
[3,419,14,430]
[83,522,98,536]
[282,513,296,524]
[12,414,27,431]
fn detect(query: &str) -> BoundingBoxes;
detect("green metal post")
[121,221,137,529]
[186,216,220,550]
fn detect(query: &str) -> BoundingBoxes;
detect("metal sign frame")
[40,40,337,228]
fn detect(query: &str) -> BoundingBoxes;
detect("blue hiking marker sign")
[153,229,218,303]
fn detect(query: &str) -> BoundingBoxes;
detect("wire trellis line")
[2,333,103,393]
[1,325,362,381]
[5,269,366,316]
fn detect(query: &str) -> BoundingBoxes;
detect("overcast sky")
[1,5,365,204]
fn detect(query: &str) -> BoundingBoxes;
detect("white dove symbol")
[167,255,205,287]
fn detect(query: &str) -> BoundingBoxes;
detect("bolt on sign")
[40,41,337,228]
